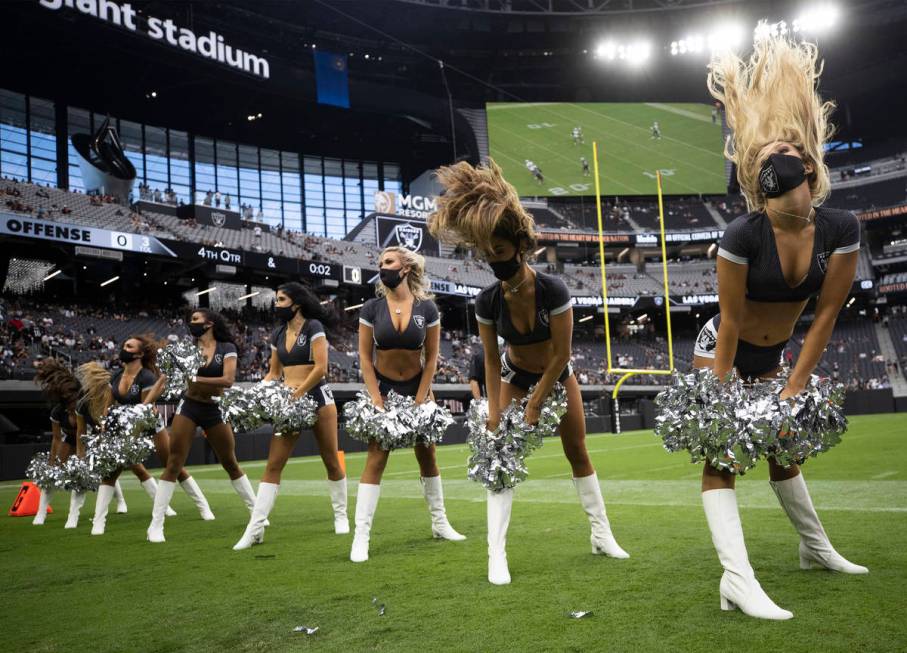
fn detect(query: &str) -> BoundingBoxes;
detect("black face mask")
[759,153,807,198]
[380,267,405,289]
[188,323,210,338]
[119,349,138,364]
[488,251,522,281]
[275,305,298,323]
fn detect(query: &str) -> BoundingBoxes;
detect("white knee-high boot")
[114,480,128,513]
[702,489,793,620]
[141,478,177,517]
[421,476,465,541]
[233,482,279,551]
[350,483,381,562]
[64,491,85,529]
[770,473,868,574]
[180,476,215,520]
[231,474,256,512]
[327,478,349,534]
[33,487,53,525]
[573,473,629,558]
[91,484,115,535]
[487,489,513,585]
[146,479,177,543]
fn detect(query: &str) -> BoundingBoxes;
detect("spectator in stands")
[430,159,628,587]
[225,193,231,210]
[215,191,221,207]
[203,190,212,206]
[691,32,867,620]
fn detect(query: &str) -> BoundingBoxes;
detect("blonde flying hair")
[75,362,113,425]
[376,245,434,301]
[428,159,538,257]
[707,33,835,212]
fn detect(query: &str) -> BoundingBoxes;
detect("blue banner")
[314,51,350,109]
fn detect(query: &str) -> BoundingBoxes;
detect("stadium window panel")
[363,162,380,211]
[283,202,302,231]
[326,208,345,240]
[169,130,191,204]
[216,140,238,198]
[144,125,168,193]
[238,144,259,210]
[119,120,145,185]
[261,199,282,226]
[0,91,31,183]
[303,155,325,234]
[193,137,216,204]
[306,207,326,236]
[282,169,301,203]
[28,97,56,186]
[66,106,91,192]
[383,162,401,195]
[343,160,363,221]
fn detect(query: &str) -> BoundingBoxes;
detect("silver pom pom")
[83,404,159,477]
[218,381,319,436]
[654,368,848,475]
[26,451,61,491]
[342,390,450,450]
[466,383,568,492]
[157,340,206,402]
[57,456,102,492]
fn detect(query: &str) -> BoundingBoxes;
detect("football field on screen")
[487,101,727,197]
[1,413,905,652]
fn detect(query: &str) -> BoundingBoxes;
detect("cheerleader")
[31,358,85,525]
[690,33,867,620]
[233,283,347,550]
[429,161,627,585]
[347,246,465,562]
[84,336,212,535]
[147,310,260,542]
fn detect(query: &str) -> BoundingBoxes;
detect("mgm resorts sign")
[374,191,436,220]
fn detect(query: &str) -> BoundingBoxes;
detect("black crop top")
[474,270,572,346]
[110,368,157,405]
[76,397,98,428]
[197,341,238,377]
[270,320,326,367]
[359,297,440,351]
[50,403,77,438]
[717,207,860,303]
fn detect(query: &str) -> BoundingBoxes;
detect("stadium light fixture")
[621,41,651,65]
[578,315,594,323]
[100,275,119,287]
[847,296,855,307]
[533,247,546,256]
[345,303,364,311]
[43,269,61,281]
[594,41,617,61]
[195,287,217,296]
[237,291,260,301]
[707,23,744,53]
[793,4,840,33]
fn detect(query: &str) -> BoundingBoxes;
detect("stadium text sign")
[1,213,175,255]
[38,0,271,79]
[373,192,437,220]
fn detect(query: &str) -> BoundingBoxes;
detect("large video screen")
[486,102,727,197]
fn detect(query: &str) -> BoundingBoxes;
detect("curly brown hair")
[123,333,164,376]
[34,357,81,406]
[428,159,538,257]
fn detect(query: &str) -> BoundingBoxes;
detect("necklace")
[769,206,815,225]
[504,271,531,294]
[394,308,402,314]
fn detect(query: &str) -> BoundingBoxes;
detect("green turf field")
[486,102,728,197]
[2,413,905,652]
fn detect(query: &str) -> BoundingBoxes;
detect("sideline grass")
[1,413,905,652]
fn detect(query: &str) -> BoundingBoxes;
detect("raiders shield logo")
[297,334,308,348]
[130,383,139,396]
[413,315,425,329]
[817,251,829,274]
[395,223,423,252]
[214,354,223,364]
[211,211,227,227]
[759,165,779,194]
[538,309,550,327]
[696,324,717,353]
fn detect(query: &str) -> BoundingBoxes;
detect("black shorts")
[61,430,78,448]
[175,396,225,430]
[375,369,422,398]
[307,379,335,409]
[500,352,573,392]
[694,314,785,379]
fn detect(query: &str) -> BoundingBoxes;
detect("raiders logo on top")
[696,324,717,352]
[297,334,308,348]
[394,223,423,252]
[413,315,425,329]
[214,354,223,364]
[759,165,779,194]
[211,211,227,227]
[538,309,550,327]
[817,251,830,274]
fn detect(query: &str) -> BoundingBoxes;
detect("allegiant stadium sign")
[38,0,271,79]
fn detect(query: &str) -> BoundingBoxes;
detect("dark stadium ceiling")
[2,0,906,176]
